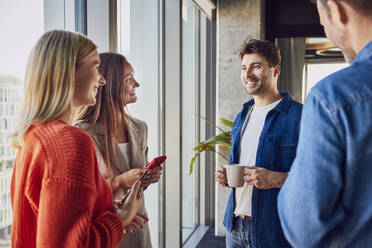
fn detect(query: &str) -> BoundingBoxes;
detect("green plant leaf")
[219,118,234,128]
[192,132,231,150]
[189,149,205,175]
[215,140,231,148]
[196,114,227,134]
[193,139,231,150]
[189,145,229,174]
[189,115,233,174]
[215,151,229,162]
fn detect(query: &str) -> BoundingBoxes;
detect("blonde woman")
[76,52,162,248]
[11,30,144,247]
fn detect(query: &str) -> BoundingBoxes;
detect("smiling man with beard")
[215,39,302,248]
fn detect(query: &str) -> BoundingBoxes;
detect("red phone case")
[145,155,167,170]
[114,155,167,209]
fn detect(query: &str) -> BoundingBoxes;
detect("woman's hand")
[116,180,144,227]
[123,213,149,234]
[141,166,162,188]
[113,168,147,190]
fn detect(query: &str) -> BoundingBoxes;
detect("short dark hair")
[311,0,372,16]
[239,39,281,67]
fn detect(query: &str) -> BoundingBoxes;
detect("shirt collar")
[242,92,292,114]
[354,41,372,62]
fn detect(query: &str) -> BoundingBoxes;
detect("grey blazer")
[85,117,148,176]
[76,117,152,248]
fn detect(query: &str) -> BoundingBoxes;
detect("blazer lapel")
[127,117,143,169]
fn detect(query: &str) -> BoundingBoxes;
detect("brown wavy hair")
[76,53,128,176]
[239,39,281,67]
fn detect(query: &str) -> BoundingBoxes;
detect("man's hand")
[141,166,162,188]
[244,166,287,189]
[215,166,228,187]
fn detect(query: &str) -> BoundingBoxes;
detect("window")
[303,63,348,101]
[181,0,203,243]
[0,0,44,243]
[117,0,162,247]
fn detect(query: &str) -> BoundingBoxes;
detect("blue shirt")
[223,92,302,248]
[278,42,372,248]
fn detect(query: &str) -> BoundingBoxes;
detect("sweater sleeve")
[33,127,124,247]
[36,179,123,248]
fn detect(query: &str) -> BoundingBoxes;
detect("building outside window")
[0,76,22,231]
[0,0,44,245]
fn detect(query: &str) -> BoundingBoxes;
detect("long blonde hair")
[12,30,97,148]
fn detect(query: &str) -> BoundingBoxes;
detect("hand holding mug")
[244,166,288,189]
[215,166,227,187]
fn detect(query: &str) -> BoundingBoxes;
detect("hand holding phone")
[114,155,166,209]
[139,155,167,181]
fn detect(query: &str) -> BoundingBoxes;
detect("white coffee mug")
[224,164,245,188]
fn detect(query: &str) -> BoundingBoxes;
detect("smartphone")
[140,155,167,181]
[114,155,167,209]
[145,155,167,170]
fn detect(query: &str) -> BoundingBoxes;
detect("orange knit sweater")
[11,120,124,247]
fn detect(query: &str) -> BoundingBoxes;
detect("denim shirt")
[278,41,372,248]
[223,92,302,248]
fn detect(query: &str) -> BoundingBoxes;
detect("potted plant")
[189,117,233,174]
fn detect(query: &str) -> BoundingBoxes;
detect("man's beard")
[244,76,268,95]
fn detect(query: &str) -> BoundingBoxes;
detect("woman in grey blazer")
[76,53,162,248]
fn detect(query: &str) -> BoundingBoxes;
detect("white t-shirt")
[117,142,130,168]
[234,98,282,217]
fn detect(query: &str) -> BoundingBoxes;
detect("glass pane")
[117,0,161,247]
[305,63,348,96]
[0,0,44,244]
[182,0,200,243]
